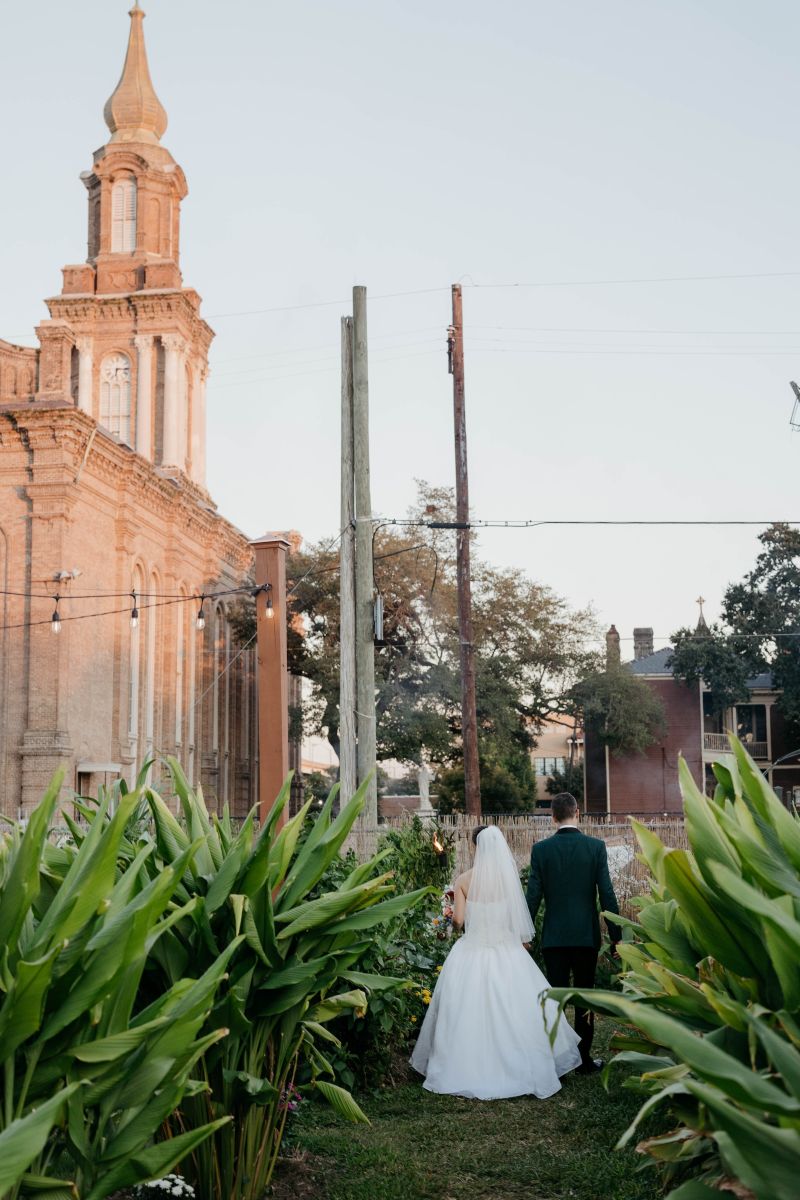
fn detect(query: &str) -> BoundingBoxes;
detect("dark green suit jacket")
[526,828,621,949]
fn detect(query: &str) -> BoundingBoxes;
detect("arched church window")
[111,178,137,252]
[100,353,132,444]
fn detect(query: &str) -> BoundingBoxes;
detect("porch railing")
[703,732,768,759]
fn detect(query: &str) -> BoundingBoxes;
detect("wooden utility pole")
[339,316,357,804]
[450,284,481,816]
[352,286,378,823]
[251,533,290,827]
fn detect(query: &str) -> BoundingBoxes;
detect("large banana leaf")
[552,736,800,1198]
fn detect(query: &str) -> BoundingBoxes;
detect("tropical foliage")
[0,772,229,1200]
[0,766,430,1200]
[135,761,430,1200]
[551,736,800,1200]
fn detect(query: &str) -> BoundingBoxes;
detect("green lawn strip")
[273,1021,661,1200]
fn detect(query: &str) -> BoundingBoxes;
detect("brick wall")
[607,677,703,814]
[0,406,258,818]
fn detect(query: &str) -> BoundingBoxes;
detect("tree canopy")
[569,666,667,757]
[670,524,800,737]
[232,483,603,812]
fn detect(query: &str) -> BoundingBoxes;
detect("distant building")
[530,715,583,804]
[0,8,260,815]
[584,623,800,816]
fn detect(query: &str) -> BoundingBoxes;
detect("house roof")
[627,647,674,676]
[625,648,775,691]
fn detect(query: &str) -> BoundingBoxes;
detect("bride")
[410,825,582,1099]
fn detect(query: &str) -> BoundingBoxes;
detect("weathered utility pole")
[251,532,290,828]
[352,286,377,822]
[339,316,357,805]
[449,284,481,816]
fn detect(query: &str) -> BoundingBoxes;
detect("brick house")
[0,7,261,816]
[584,625,800,816]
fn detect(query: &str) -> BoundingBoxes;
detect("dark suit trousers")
[543,947,599,1067]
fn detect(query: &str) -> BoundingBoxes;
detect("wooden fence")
[344,812,689,916]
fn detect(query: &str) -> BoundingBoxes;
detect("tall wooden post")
[450,284,481,816]
[251,533,290,827]
[339,317,358,805]
[352,286,377,822]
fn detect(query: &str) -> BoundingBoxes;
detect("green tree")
[670,524,800,737]
[545,757,585,798]
[570,666,667,756]
[231,484,601,805]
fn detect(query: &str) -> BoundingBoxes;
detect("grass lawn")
[272,1020,662,1200]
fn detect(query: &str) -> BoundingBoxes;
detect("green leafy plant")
[0,773,229,1200]
[137,762,431,1200]
[378,814,454,895]
[551,735,800,1200]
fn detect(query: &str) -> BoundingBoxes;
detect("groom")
[526,792,621,1074]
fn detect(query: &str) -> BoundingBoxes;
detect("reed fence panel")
[344,812,688,917]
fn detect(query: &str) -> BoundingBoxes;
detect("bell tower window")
[111,178,137,252]
[100,353,132,444]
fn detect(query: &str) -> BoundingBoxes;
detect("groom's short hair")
[551,793,579,822]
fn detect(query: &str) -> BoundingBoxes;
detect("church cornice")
[45,290,214,347]
[0,406,250,560]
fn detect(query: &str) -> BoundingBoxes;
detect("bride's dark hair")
[471,825,489,845]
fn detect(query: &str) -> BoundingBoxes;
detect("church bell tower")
[39,2,212,485]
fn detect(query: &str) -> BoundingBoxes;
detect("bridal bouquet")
[432,887,455,940]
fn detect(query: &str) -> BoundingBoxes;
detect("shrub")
[379,814,454,895]
[550,735,800,1200]
[0,774,229,1200]
[137,763,431,1200]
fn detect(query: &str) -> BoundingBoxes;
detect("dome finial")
[103,4,168,144]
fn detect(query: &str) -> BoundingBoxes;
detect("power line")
[466,270,800,291]
[471,325,800,335]
[378,518,800,530]
[200,270,800,322]
[207,286,449,321]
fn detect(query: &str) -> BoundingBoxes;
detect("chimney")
[606,625,621,668]
[633,627,654,660]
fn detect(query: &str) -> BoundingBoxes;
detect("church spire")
[103,4,168,145]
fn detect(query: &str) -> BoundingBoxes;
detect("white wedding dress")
[410,827,582,1100]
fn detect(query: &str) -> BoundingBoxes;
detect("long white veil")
[465,826,534,943]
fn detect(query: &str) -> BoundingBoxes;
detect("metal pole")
[339,316,357,804]
[352,286,377,822]
[450,284,481,816]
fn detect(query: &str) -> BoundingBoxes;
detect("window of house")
[534,756,567,777]
[111,178,137,252]
[735,704,767,746]
[100,353,132,444]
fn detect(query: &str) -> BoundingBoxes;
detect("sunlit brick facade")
[0,6,259,815]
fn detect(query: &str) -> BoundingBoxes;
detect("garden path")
[272,1021,658,1200]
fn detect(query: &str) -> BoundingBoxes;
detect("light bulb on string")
[130,591,139,630]
[265,593,274,619]
[51,594,61,635]
[196,596,206,631]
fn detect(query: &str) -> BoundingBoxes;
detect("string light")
[130,591,139,630]
[51,595,61,635]
[196,596,206,632]
[265,593,274,619]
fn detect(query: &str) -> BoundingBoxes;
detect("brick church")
[0,5,260,815]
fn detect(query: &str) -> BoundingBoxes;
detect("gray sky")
[3,0,800,657]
